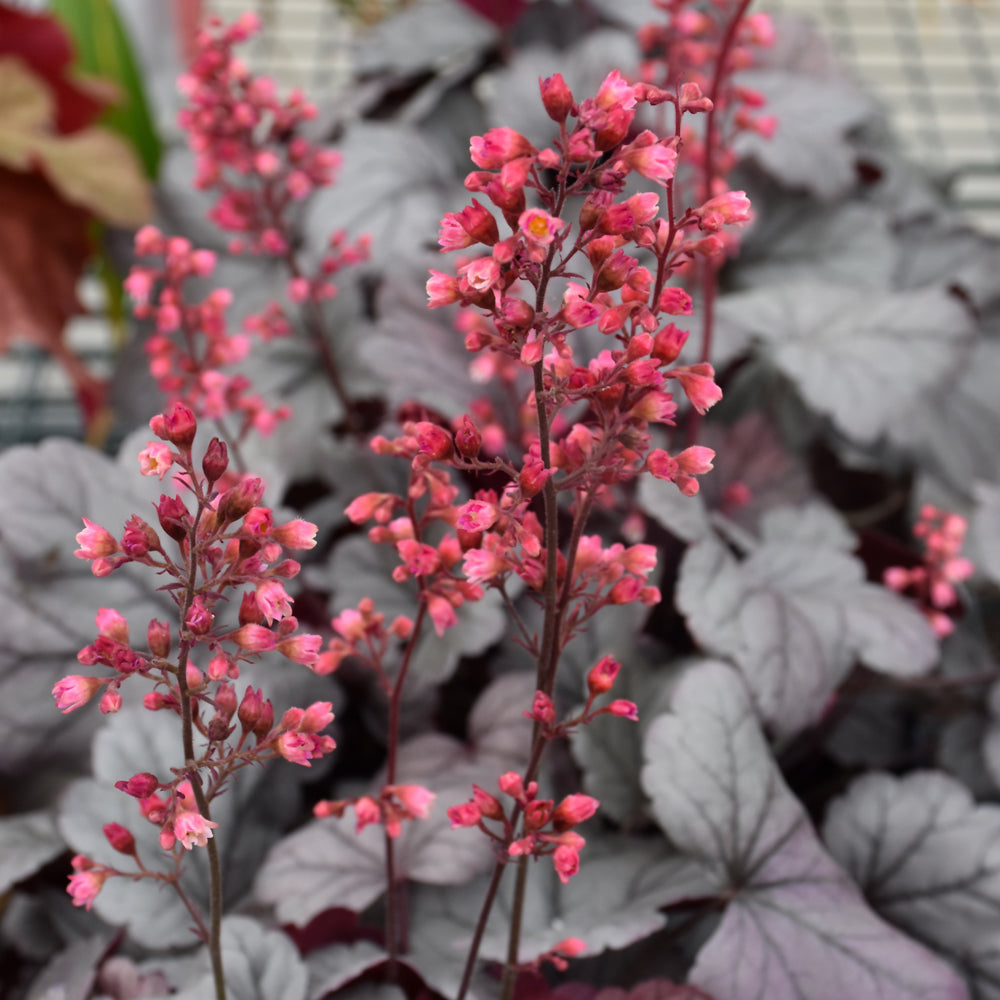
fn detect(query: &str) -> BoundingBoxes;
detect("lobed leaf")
[824,771,1000,996]
[715,283,974,446]
[676,503,938,737]
[642,662,968,1000]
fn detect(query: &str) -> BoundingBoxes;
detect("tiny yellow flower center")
[529,216,550,238]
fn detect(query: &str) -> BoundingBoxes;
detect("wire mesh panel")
[766,0,1000,232]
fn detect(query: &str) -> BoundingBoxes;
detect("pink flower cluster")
[525,654,639,736]
[60,402,336,911]
[884,505,974,638]
[427,69,743,500]
[125,226,293,438]
[639,1,777,191]
[449,774,599,885]
[175,12,368,273]
[314,783,436,839]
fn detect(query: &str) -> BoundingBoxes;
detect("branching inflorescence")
[54,3,772,997]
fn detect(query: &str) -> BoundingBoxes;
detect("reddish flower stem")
[175,475,226,1000]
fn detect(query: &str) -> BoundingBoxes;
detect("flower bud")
[587,655,620,696]
[253,699,275,740]
[185,596,213,636]
[103,822,136,856]
[156,495,190,542]
[114,772,160,798]
[99,688,122,714]
[150,402,197,450]
[412,421,454,461]
[237,686,264,732]
[455,416,482,458]
[202,437,229,484]
[551,793,599,831]
[540,72,574,122]
[147,619,171,658]
[218,477,265,524]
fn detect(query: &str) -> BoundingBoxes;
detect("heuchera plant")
[2,0,997,998]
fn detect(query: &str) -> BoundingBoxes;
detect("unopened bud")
[540,72,574,122]
[202,437,229,484]
[103,822,137,856]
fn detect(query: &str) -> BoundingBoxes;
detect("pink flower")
[606,699,639,721]
[174,809,220,850]
[594,69,637,113]
[276,731,335,766]
[551,794,599,830]
[670,363,723,414]
[396,540,441,577]
[388,784,436,819]
[277,633,322,665]
[228,623,276,651]
[354,796,381,832]
[67,868,107,910]
[447,802,481,828]
[459,256,501,295]
[75,518,118,560]
[427,593,458,636]
[552,844,580,883]
[587,655,620,696]
[470,128,535,169]
[617,132,677,184]
[272,519,318,549]
[696,190,753,232]
[456,500,498,532]
[518,208,564,247]
[426,270,461,308]
[462,547,509,585]
[53,676,102,713]
[137,442,174,480]
[256,580,292,625]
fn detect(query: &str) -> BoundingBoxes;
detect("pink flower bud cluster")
[638,2,777,188]
[313,783,436,839]
[427,70,742,501]
[125,226,292,439]
[175,13,369,277]
[448,774,600,885]
[525,655,639,736]
[61,403,335,913]
[884,505,974,638]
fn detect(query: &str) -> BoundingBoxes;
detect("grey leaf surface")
[716,283,974,445]
[639,414,812,543]
[0,440,174,775]
[0,810,64,896]
[171,917,308,1000]
[733,70,873,201]
[306,940,387,1000]
[735,201,897,291]
[888,340,1000,495]
[405,837,713,999]
[642,662,968,1000]
[303,123,455,277]
[676,504,937,737]
[824,770,1000,997]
